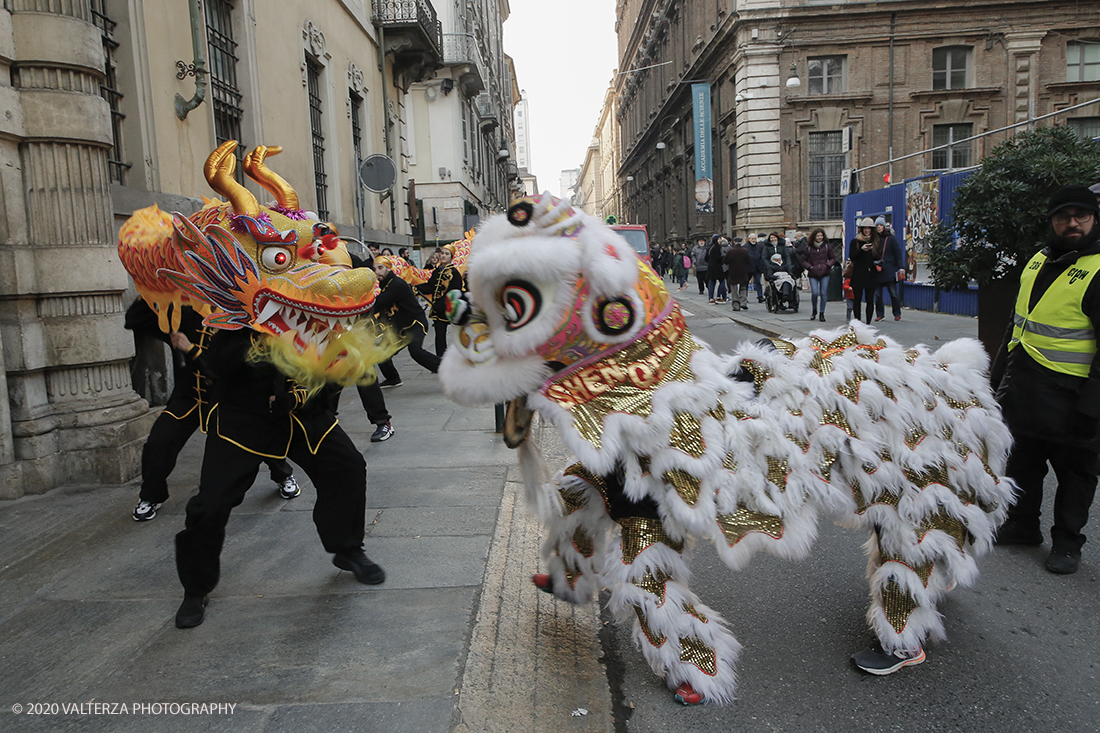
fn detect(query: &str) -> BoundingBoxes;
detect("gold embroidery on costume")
[739,359,772,393]
[851,482,901,514]
[770,338,797,357]
[881,580,919,633]
[819,449,839,480]
[874,380,896,400]
[723,452,738,472]
[564,562,581,590]
[559,484,588,515]
[918,512,970,550]
[766,456,789,490]
[837,372,868,402]
[572,527,595,557]
[904,463,952,491]
[682,603,709,623]
[904,428,927,450]
[670,412,706,457]
[821,409,854,436]
[679,636,718,675]
[632,568,671,603]
[706,403,727,422]
[563,463,611,511]
[634,606,667,646]
[541,309,698,449]
[716,507,785,545]
[663,469,702,505]
[786,432,810,452]
[618,517,684,563]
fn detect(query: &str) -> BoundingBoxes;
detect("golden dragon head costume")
[439,193,1016,705]
[118,142,394,388]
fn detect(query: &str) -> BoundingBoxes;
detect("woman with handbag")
[848,218,879,324]
[872,216,906,321]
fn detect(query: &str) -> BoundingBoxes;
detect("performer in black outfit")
[173,327,385,628]
[372,255,442,386]
[125,299,298,522]
[417,243,464,356]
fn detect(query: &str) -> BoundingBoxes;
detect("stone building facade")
[614,0,1100,246]
[405,0,521,250]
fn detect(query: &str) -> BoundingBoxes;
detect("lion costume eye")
[500,279,541,330]
[261,246,294,272]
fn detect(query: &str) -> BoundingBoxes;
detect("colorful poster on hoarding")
[692,83,713,214]
[905,177,939,281]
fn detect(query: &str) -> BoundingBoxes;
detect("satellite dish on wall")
[359,154,397,193]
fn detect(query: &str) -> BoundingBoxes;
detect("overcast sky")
[503,2,619,196]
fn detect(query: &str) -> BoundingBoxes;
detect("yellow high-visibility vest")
[1008,250,1100,377]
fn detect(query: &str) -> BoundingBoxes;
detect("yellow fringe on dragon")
[117,141,402,394]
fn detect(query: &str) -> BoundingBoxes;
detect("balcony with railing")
[475,91,499,130]
[442,33,487,95]
[373,0,443,86]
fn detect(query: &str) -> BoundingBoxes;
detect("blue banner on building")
[692,83,713,214]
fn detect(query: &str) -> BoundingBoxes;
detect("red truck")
[609,224,651,265]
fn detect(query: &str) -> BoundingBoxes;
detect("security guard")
[992,185,1100,574]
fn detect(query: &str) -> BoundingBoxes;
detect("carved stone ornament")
[303,19,326,59]
[348,62,365,94]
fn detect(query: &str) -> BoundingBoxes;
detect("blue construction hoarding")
[841,170,977,315]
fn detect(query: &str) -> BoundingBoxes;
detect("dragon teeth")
[257,300,282,324]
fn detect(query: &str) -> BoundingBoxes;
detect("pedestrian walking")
[992,185,1100,575]
[848,218,879,324]
[672,242,691,291]
[802,228,836,323]
[724,237,751,310]
[705,235,727,303]
[873,217,906,321]
[745,233,764,302]
[691,237,708,294]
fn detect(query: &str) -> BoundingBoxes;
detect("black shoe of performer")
[994,520,1043,546]
[175,595,207,629]
[333,550,386,585]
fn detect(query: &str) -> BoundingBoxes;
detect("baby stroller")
[764,272,799,313]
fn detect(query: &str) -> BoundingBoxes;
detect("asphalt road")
[600,303,1100,733]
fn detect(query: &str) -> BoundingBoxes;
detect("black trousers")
[851,285,876,323]
[357,381,391,425]
[175,425,366,597]
[875,281,902,318]
[377,327,441,382]
[1006,439,1098,554]
[433,321,449,357]
[696,270,707,294]
[140,404,291,504]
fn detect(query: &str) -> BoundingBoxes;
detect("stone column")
[1005,30,1047,124]
[1,2,153,497]
[732,43,786,234]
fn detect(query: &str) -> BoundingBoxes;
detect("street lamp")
[785,62,801,88]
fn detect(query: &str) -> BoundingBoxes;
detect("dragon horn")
[203,140,260,217]
[243,145,300,210]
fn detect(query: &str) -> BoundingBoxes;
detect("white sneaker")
[133,500,162,521]
[278,475,301,499]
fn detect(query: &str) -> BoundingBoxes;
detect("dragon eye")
[500,280,541,331]
[261,246,294,272]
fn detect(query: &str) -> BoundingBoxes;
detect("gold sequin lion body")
[439,193,1014,705]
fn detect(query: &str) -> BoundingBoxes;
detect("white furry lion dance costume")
[439,194,1014,705]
